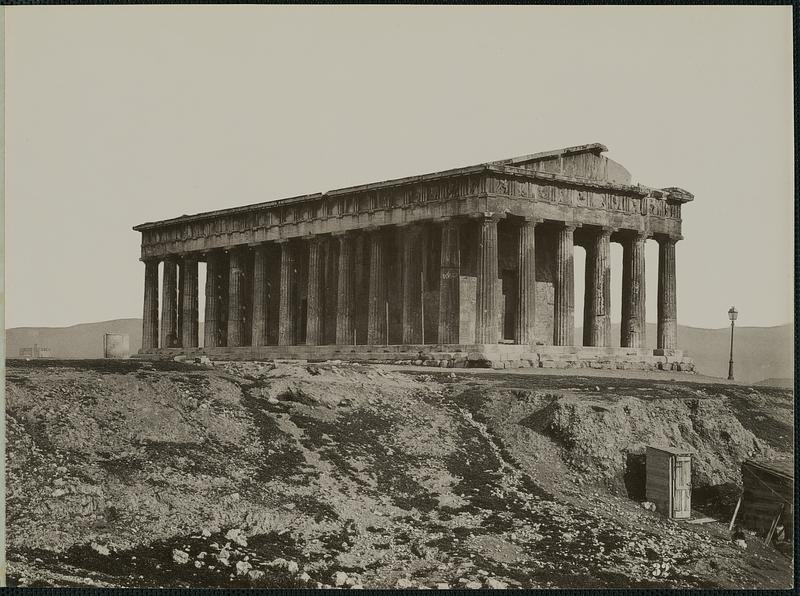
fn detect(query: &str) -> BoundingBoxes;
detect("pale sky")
[4,5,794,329]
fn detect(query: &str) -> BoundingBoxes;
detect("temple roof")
[133,143,692,231]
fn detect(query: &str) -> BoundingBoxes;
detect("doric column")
[476,214,500,344]
[553,223,577,346]
[227,248,247,347]
[180,255,199,348]
[161,258,178,348]
[402,224,423,344]
[141,259,160,350]
[204,252,224,348]
[657,236,678,350]
[583,227,612,347]
[515,218,537,345]
[438,219,461,344]
[251,245,269,346]
[335,233,355,345]
[306,237,324,346]
[367,229,387,345]
[621,231,647,348]
[278,240,295,346]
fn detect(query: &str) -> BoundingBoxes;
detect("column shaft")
[553,224,576,346]
[402,225,423,344]
[227,249,247,347]
[515,219,536,344]
[335,234,355,344]
[204,253,222,348]
[278,242,295,346]
[306,238,323,346]
[251,245,269,346]
[657,237,678,350]
[180,256,199,348]
[476,216,500,344]
[367,230,387,344]
[621,232,647,347]
[438,220,461,344]
[583,229,612,347]
[142,260,160,350]
[161,259,178,348]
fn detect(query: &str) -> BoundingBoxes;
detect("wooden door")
[672,456,692,518]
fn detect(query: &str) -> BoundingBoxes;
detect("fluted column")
[141,259,160,350]
[438,219,461,344]
[278,241,295,346]
[251,245,269,346]
[621,231,647,348]
[657,236,678,350]
[227,248,247,347]
[553,223,576,346]
[180,256,199,348]
[367,230,387,345]
[515,218,537,345]
[335,233,355,344]
[204,252,225,348]
[476,214,500,344]
[583,227,612,347]
[306,237,323,346]
[161,258,178,348]
[402,225,423,344]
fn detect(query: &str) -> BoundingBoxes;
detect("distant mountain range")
[6,319,793,385]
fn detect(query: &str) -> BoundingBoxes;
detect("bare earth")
[5,359,794,589]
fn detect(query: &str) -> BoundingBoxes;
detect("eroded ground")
[5,359,794,588]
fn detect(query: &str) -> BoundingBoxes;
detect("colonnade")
[142,217,679,352]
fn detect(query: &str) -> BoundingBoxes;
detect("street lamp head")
[728,306,738,321]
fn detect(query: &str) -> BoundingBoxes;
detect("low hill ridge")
[6,319,793,384]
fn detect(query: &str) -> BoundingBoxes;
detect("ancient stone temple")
[134,143,694,370]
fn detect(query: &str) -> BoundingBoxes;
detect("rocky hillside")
[5,360,794,589]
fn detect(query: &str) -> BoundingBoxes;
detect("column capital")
[561,222,579,233]
[468,211,505,222]
[654,233,682,244]
[520,216,544,224]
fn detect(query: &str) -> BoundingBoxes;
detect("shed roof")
[743,458,794,481]
[647,445,696,456]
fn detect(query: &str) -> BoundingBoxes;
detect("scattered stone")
[351,585,364,590]
[735,539,747,549]
[90,542,110,556]
[286,561,299,574]
[334,571,349,586]
[194,560,203,569]
[485,578,508,589]
[51,488,68,498]
[436,583,451,590]
[172,549,190,565]
[225,528,248,547]
[465,580,483,589]
[236,560,253,576]
[201,529,212,538]
[299,572,312,582]
[248,569,265,580]
[395,578,414,589]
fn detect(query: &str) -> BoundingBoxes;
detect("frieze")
[138,170,680,254]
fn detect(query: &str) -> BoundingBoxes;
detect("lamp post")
[727,306,738,381]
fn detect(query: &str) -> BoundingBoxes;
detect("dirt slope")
[5,360,793,589]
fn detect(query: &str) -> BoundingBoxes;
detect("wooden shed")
[645,446,694,519]
[739,459,793,541]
